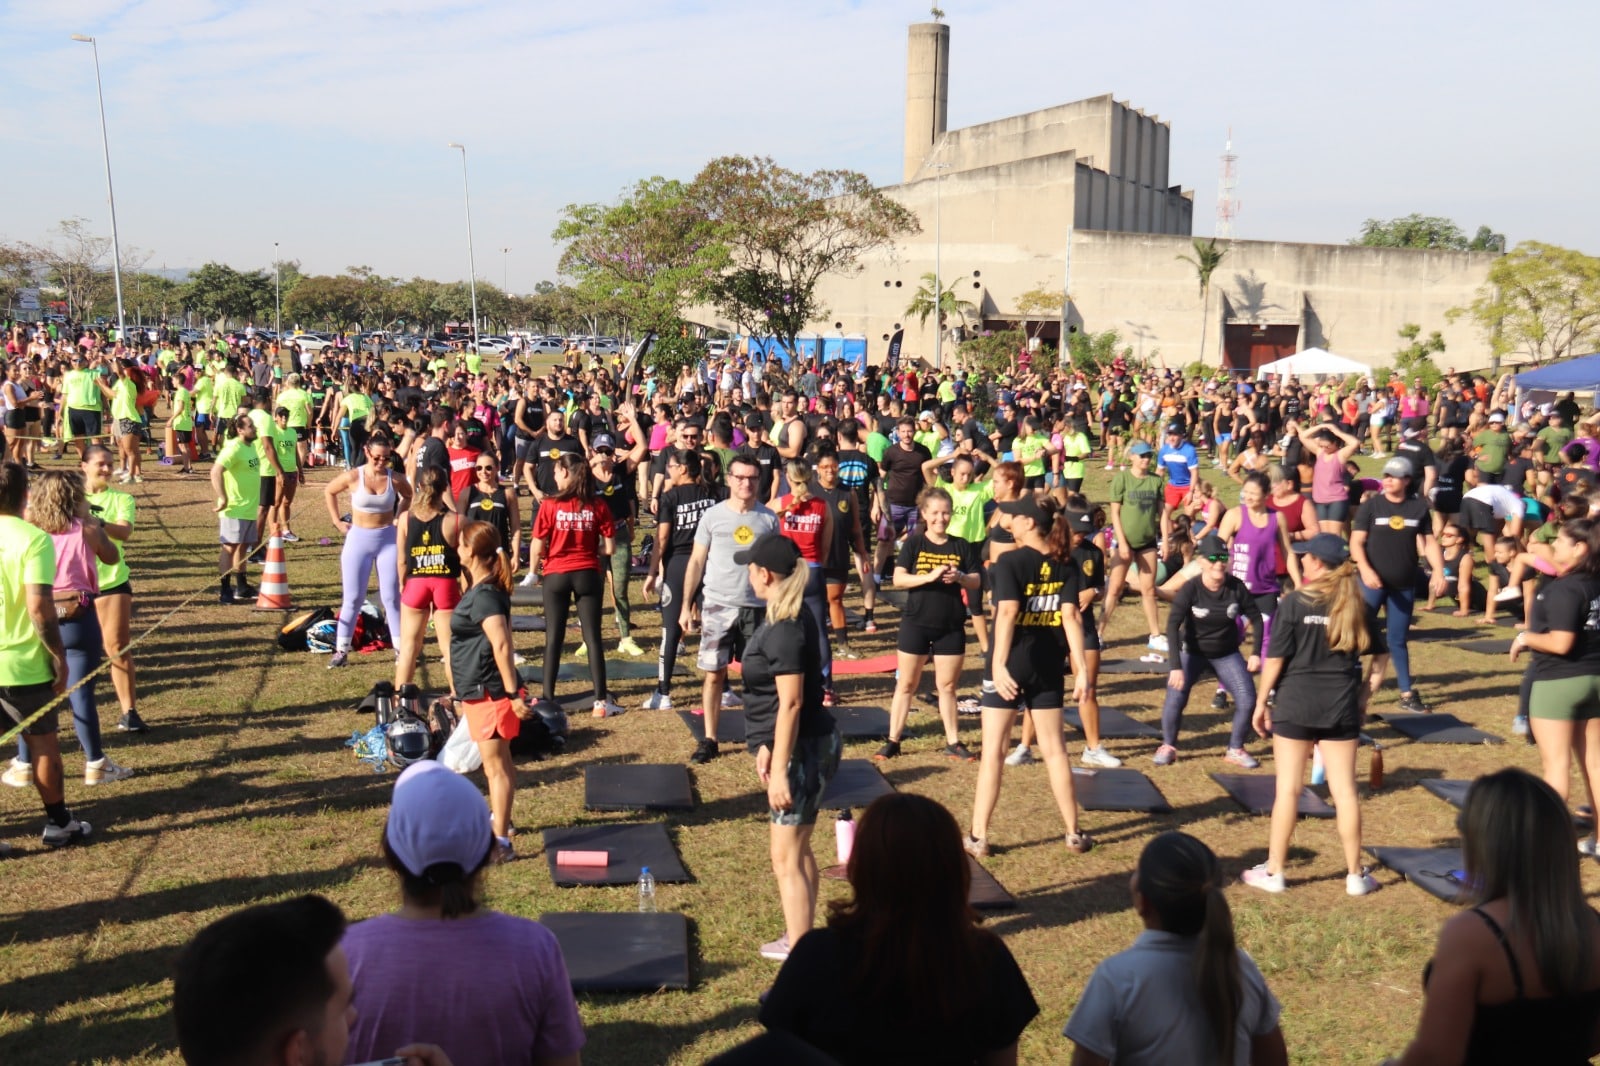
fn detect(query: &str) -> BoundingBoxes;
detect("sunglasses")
[1204,554,1229,563]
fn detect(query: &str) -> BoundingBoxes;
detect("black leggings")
[543,567,606,701]
[656,554,691,695]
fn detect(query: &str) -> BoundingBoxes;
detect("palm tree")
[906,272,977,346]
[1176,238,1227,364]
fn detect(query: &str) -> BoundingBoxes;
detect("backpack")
[278,606,335,652]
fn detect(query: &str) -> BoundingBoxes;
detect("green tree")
[905,272,977,346]
[958,328,1025,380]
[1013,285,1064,349]
[643,321,704,383]
[692,155,919,359]
[1351,214,1505,252]
[124,272,184,324]
[1066,327,1128,372]
[0,241,37,314]
[1176,237,1227,364]
[183,262,273,326]
[1449,241,1600,366]
[553,177,724,334]
[1392,323,1446,388]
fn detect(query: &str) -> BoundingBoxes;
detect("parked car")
[475,335,513,354]
[580,337,621,356]
[287,334,332,352]
[527,337,565,355]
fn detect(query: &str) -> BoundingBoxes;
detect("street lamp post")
[273,241,282,343]
[445,143,480,351]
[931,161,951,371]
[71,34,126,343]
[500,247,511,294]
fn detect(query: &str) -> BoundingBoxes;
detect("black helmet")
[385,714,432,769]
[531,699,569,745]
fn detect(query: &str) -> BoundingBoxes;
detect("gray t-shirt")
[1064,930,1280,1066]
[695,501,777,608]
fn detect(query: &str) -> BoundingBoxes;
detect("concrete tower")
[903,21,950,182]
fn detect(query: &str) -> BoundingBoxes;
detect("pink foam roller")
[555,849,610,867]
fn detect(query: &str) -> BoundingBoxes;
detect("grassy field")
[0,450,1570,1065]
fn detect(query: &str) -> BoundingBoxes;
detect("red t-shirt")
[533,496,615,574]
[447,446,479,502]
[776,494,829,564]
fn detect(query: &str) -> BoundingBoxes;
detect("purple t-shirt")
[342,911,585,1066]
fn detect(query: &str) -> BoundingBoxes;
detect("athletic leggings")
[337,525,401,651]
[602,520,632,639]
[18,611,105,765]
[805,564,833,688]
[544,567,606,701]
[1161,650,1256,750]
[1362,583,1416,692]
[655,554,691,695]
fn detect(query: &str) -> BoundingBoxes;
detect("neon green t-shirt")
[63,369,101,411]
[272,422,300,474]
[277,387,312,428]
[216,437,261,519]
[213,374,246,420]
[914,429,942,455]
[944,479,995,544]
[193,375,214,416]
[86,487,134,589]
[170,386,195,432]
[342,392,373,422]
[247,408,277,471]
[0,515,56,686]
[1014,435,1049,478]
[465,353,483,375]
[1060,431,1090,481]
[109,377,139,422]
[866,431,890,464]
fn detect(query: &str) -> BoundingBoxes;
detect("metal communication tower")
[1215,129,1239,239]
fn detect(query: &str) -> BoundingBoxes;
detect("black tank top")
[660,483,720,562]
[404,511,459,579]
[1425,907,1600,1066]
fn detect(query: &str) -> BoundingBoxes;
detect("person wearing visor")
[732,532,841,963]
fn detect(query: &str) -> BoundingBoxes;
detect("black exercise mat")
[819,759,895,809]
[511,615,546,632]
[831,706,891,739]
[1380,713,1503,745]
[511,586,543,608]
[1421,778,1472,809]
[1099,657,1170,674]
[540,912,691,992]
[584,764,695,811]
[1064,705,1161,739]
[1071,767,1172,812]
[1457,638,1513,656]
[1367,845,1469,904]
[543,823,690,885]
[877,587,908,608]
[966,854,1016,910]
[677,708,747,744]
[518,662,577,684]
[1211,773,1334,818]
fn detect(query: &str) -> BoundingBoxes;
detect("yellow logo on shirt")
[838,499,849,513]
[548,448,559,460]
[1388,515,1406,530]
[733,524,755,545]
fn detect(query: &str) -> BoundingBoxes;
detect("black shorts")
[1081,612,1102,654]
[0,681,58,737]
[1271,716,1360,743]
[293,426,310,441]
[4,411,23,431]
[1462,498,1503,537]
[981,643,1066,710]
[67,409,102,439]
[823,566,850,586]
[1434,493,1462,516]
[259,476,276,507]
[100,579,132,597]
[174,429,192,443]
[898,622,965,657]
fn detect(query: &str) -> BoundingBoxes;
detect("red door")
[1224,325,1298,371]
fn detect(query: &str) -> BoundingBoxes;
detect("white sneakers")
[720,691,744,710]
[1243,864,1380,896]
[641,692,673,711]
[1081,746,1122,768]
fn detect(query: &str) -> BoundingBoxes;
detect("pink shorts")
[402,576,462,611]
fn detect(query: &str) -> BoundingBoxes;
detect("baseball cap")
[732,532,802,576]
[1401,425,1422,439]
[996,495,1052,531]
[590,433,616,453]
[384,761,494,878]
[1064,509,1094,533]
[1293,532,1351,565]
[1128,441,1154,457]
[1166,423,1185,436]
[1197,533,1229,559]
[1382,457,1414,479]
[1489,411,1506,423]
[918,409,936,422]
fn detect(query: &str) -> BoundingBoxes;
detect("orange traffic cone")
[254,535,293,610]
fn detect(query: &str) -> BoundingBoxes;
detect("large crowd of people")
[6,315,1600,1064]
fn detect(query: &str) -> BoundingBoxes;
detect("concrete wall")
[1068,232,1498,370]
[1073,162,1191,236]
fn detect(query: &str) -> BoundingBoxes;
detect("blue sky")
[6,0,1595,290]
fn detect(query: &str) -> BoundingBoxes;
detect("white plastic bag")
[440,716,482,773]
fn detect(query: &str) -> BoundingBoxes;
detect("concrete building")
[691,20,1500,373]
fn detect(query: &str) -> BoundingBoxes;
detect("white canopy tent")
[1256,348,1370,379]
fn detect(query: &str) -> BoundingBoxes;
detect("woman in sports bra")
[324,431,410,669]
[395,467,460,695]
[1391,768,1600,1065]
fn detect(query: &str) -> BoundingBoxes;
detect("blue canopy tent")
[1515,354,1600,391]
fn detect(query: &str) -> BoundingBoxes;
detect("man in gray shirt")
[679,453,777,764]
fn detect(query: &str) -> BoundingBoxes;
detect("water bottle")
[835,810,856,866]
[1310,743,1326,787]
[638,867,657,913]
